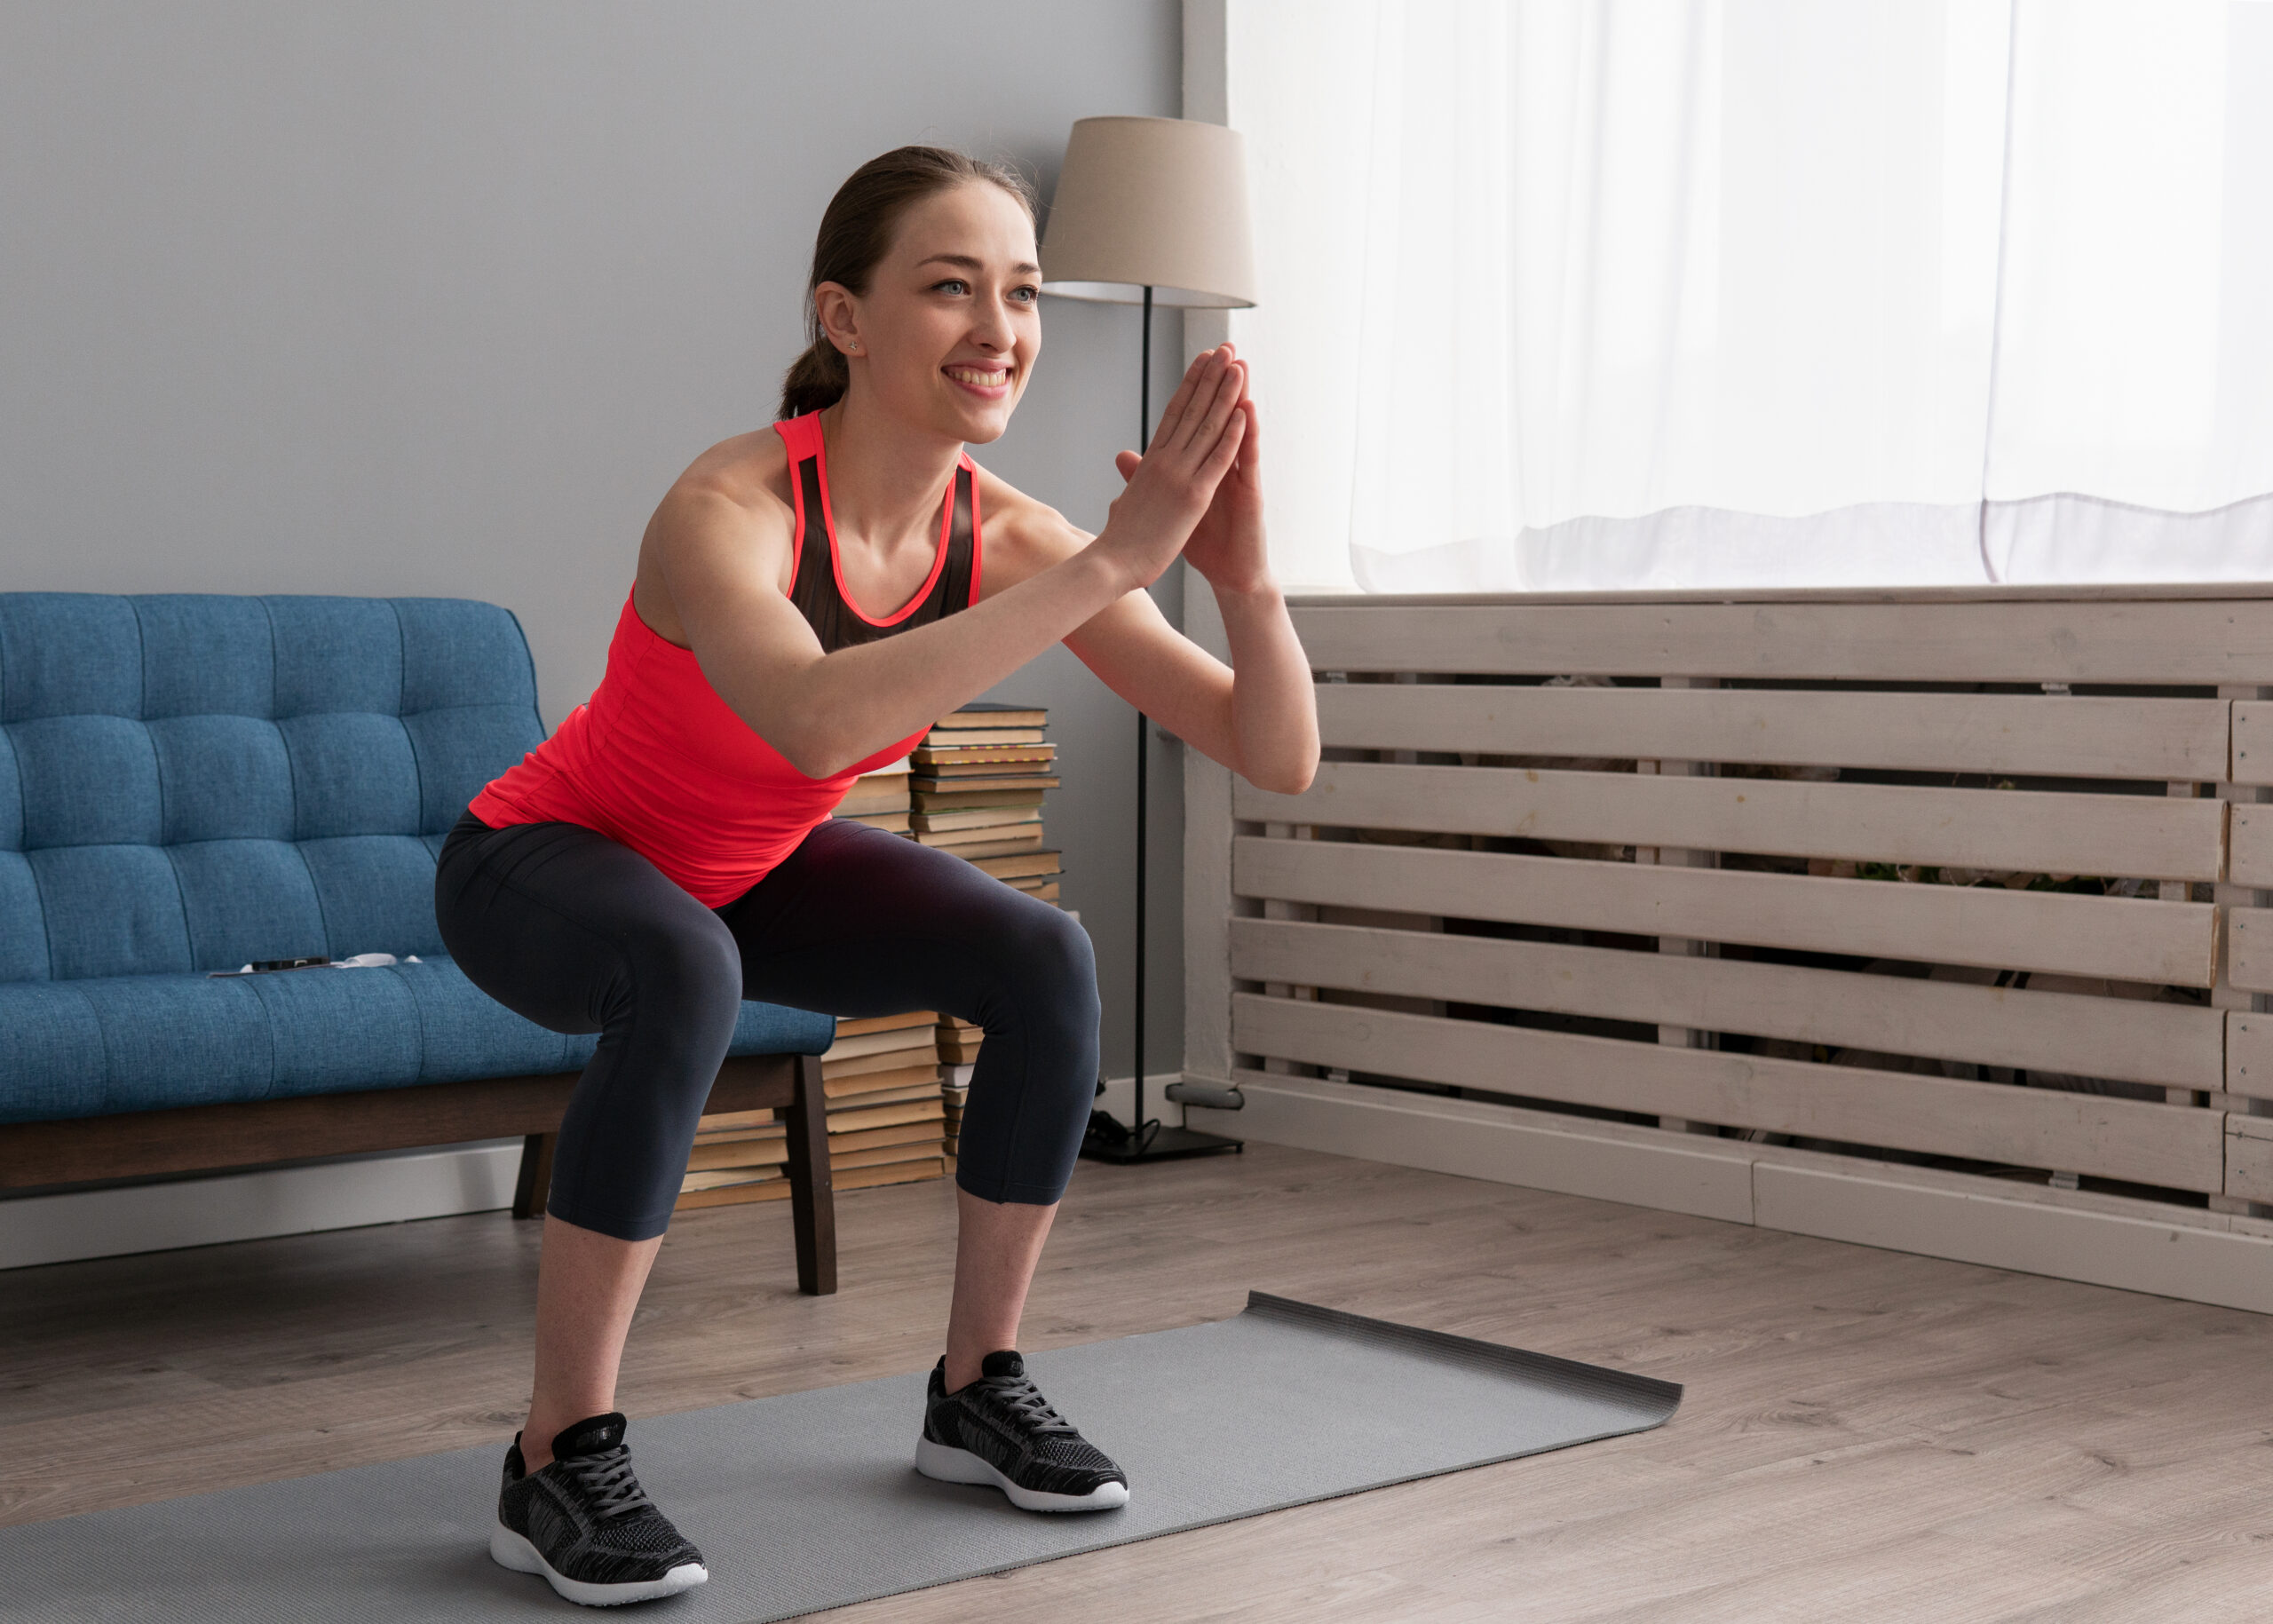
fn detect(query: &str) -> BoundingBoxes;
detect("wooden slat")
[2227,1012,2273,1102]
[2232,701,2273,785]
[2229,908,2273,994]
[1316,683,2229,781]
[2228,1114,2273,1202]
[1238,761,2224,882]
[1231,917,2223,1089]
[1232,836,2218,986]
[1294,599,2273,685]
[2230,805,2273,887]
[1232,993,2225,1192]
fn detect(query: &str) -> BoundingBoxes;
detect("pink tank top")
[468,413,984,906]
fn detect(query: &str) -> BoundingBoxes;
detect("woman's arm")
[998,385,1319,794]
[656,348,1250,780]
[1208,577,1319,795]
[1048,570,1315,795]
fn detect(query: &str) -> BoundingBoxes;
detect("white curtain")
[1223,0,2273,594]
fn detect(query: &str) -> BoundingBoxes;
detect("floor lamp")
[1041,116,1256,1165]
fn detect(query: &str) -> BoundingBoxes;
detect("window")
[1219,0,2273,592]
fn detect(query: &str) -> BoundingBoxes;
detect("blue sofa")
[0,593,841,1289]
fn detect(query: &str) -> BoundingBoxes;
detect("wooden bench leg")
[782,1052,837,1295]
[512,1132,555,1219]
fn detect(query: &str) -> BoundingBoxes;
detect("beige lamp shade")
[1040,116,1257,308]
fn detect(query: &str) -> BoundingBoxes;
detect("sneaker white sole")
[914,1434,1130,1513]
[490,1522,709,1607]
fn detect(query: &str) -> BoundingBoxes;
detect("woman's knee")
[972,910,1099,1126]
[606,907,743,1034]
[990,903,1099,1024]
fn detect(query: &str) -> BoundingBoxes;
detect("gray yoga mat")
[5,1293,1680,1622]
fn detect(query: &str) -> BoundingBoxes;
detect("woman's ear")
[813,282,862,356]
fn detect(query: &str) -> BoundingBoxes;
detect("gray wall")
[0,0,1185,1081]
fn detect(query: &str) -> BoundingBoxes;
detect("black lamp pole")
[1081,284,1241,1166]
[1134,283,1151,1124]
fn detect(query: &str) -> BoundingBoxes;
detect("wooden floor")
[5,1143,2273,1620]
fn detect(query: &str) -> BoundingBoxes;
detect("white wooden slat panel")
[2230,909,2273,994]
[1231,993,2224,1192]
[1232,836,2218,986]
[2232,701,2273,786]
[2228,1115,2273,1203]
[1238,761,2223,883]
[1295,600,2273,685]
[1232,917,2223,1089]
[2230,806,2273,888]
[2226,1012,2273,1102]
[1317,683,2229,782]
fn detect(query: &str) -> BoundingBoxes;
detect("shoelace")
[556,1445,656,1521]
[979,1374,1078,1435]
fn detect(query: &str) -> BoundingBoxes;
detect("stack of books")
[675,1010,950,1214]
[937,1015,980,1164]
[835,755,915,834]
[677,1106,788,1210]
[820,1009,948,1188]
[911,702,1061,902]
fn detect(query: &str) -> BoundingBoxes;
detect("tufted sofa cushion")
[0,593,834,1125]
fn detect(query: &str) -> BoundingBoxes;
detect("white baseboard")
[1753,1162,2273,1315]
[0,1140,524,1271]
[1190,1072,2273,1316]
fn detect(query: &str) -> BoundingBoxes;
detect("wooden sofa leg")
[783,1052,837,1295]
[512,1132,556,1219]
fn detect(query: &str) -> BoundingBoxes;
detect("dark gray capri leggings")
[433,811,1100,1242]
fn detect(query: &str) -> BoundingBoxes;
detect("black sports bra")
[773,411,980,654]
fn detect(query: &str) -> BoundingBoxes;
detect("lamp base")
[1079,1112,1244,1166]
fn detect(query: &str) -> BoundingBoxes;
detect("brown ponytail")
[777,145,1038,421]
[778,337,849,420]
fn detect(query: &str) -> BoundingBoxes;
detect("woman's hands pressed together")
[1070,341,1311,796]
[1118,347,1266,598]
[1088,344,1250,594]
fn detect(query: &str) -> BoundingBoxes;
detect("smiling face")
[814,180,1042,445]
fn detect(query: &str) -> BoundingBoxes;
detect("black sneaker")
[490,1412,709,1606]
[915,1351,1129,1512]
